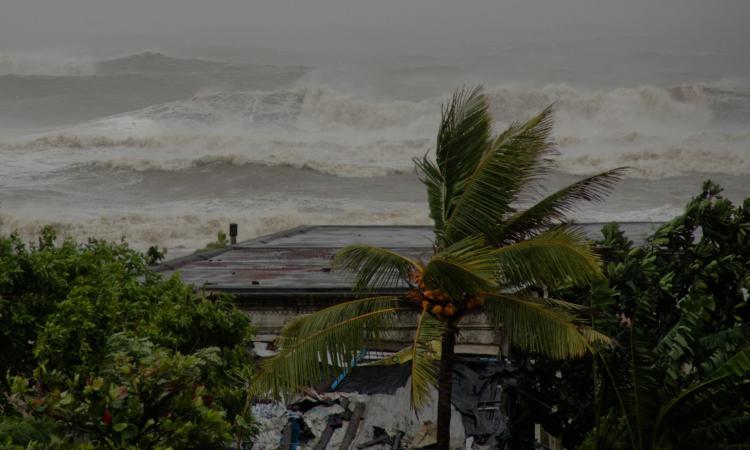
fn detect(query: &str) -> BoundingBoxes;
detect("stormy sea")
[1,46,749,255]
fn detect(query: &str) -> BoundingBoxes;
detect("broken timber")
[340,402,366,450]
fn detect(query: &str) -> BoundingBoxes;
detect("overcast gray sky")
[1,0,749,57]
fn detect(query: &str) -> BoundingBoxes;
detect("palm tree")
[253,86,624,448]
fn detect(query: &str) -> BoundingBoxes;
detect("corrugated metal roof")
[154,223,660,297]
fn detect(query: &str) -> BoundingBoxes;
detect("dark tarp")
[325,357,515,448]
[330,363,411,395]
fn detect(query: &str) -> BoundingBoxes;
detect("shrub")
[0,229,256,448]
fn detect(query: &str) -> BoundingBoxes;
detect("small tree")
[0,230,256,448]
[253,87,623,448]
[575,182,750,450]
[8,334,235,449]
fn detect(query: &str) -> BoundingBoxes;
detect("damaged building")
[155,224,653,449]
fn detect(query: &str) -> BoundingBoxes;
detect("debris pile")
[251,359,514,449]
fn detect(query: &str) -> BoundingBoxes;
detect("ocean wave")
[574,204,685,224]
[0,134,246,151]
[0,52,96,76]
[0,198,687,254]
[558,147,750,178]
[68,155,412,177]
[95,51,233,75]
[0,204,430,251]
[3,83,749,179]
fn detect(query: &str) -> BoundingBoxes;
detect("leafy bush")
[194,231,229,254]
[577,181,750,450]
[145,245,167,265]
[510,181,750,449]
[0,228,256,448]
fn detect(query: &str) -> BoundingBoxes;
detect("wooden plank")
[339,402,365,450]
[281,422,293,449]
[314,425,335,450]
[391,431,404,450]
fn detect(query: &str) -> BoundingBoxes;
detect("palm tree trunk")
[436,322,457,450]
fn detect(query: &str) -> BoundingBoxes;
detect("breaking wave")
[0,202,431,251]
[2,83,749,178]
[0,52,96,76]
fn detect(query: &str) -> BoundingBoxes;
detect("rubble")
[304,404,346,438]
[251,402,288,449]
[351,382,465,449]
[250,359,512,449]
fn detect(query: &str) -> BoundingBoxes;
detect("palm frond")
[442,106,556,244]
[494,226,603,288]
[498,168,627,241]
[711,347,750,378]
[627,322,660,450]
[414,156,447,241]
[484,293,610,359]
[252,296,403,398]
[653,348,750,443]
[655,379,750,447]
[333,245,417,291]
[698,326,745,350]
[422,235,497,298]
[434,86,492,214]
[687,415,750,444]
[653,295,702,385]
[597,353,640,450]
[409,309,445,410]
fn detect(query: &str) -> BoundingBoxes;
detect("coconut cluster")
[405,271,484,320]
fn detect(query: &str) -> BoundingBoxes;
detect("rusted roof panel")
[155,223,660,296]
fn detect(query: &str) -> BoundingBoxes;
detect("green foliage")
[194,231,229,254]
[333,245,417,292]
[596,181,750,450]
[0,230,256,448]
[252,296,402,399]
[422,236,497,298]
[510,181,750,450]
[407,310,444,410]
[8,334,233,449]
[494,226,604,288]
[145,245,167,265]
[485,294,609,359]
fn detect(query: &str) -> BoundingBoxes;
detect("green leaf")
[422,235,497,298]
[252,296,403,398]
[408,309,444,410]
[484,293,609,359]
[334,245,417,291]
[494,226,603,288]
[442,105,557,244]
[497,168,626,242]
[415,156,447,241]
[433,86,493,237]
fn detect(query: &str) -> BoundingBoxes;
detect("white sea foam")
[2,51,748,252]
[0,198,431,251]
[574,204,685,224]
[2,83,748,179]
[0,195,686,253]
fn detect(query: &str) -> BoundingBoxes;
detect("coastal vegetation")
[2,183,747,448]
[0,89,747,449]
[0,228,256,449]
[252,87,625,448]
[519,181,750,450]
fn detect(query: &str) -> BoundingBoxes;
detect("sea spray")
[2,84,749,178]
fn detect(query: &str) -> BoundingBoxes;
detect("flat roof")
[154,223,660,297]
